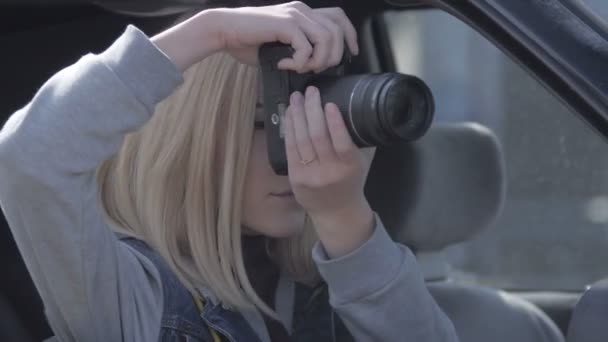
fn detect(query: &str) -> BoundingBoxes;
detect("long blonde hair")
[96,52,318,316]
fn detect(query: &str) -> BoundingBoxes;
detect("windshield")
[384,7,608,292]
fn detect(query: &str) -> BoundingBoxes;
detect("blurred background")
[384,0,608,291]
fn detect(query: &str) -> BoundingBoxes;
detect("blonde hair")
[96,52,319,317]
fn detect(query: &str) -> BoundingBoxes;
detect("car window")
[583,0,608,21]
[384,8,608,291]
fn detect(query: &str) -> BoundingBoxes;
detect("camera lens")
[311,73,434,147]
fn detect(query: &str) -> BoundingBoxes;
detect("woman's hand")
[217,2,358,72]
[152,1,358,73]
[284,87,376,259]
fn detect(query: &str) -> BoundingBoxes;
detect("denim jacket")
[120,237,353,342]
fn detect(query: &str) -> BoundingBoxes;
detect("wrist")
[310,201,376,259]
[151,9,224,72]
[195,9,228,52]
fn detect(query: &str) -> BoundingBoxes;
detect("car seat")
[365,121,565,342]
[566,278,608,342]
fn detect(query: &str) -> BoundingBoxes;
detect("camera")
[258,42,434,175]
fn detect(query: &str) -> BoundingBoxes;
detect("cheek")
[244,133,272,194]
[242,135,267,198]
[241,132,306,237]
[241,134,273,224]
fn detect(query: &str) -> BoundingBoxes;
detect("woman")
[0,2,458,341]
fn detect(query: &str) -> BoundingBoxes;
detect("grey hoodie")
[0,25,458,342]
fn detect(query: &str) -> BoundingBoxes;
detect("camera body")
[259,42,435,175]
[258,42,350,175]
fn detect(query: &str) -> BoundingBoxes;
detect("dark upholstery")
[567,278,608,342]
[429,283,564,342]
[366,122,505,251]
[366,122,564,342]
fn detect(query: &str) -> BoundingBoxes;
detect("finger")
[325,102,357,161]
[293,11,332,73]
[289,91,317,163]
[316,8,359,56]
[284,103,300,173]
[276,27,313,72]
[304,86,336,164]
[313,13,344,67]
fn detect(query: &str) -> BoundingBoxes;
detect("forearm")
[151,9,225,72]
[0,26,178,341]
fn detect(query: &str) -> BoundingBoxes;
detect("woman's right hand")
[151,1,359,74]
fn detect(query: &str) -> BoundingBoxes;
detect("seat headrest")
[365,122,505,252]
[567,278,608,342]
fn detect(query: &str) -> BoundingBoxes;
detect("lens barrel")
[311,73,434,147]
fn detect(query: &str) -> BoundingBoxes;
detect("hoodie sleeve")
[313,213,459,342]
[0,25,183,341]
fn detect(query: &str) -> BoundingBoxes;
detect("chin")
[264,223,306,238]
[263,216,305,239]
[246,211,307,238]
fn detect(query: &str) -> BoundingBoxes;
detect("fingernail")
[291,92,303,105]
[306,86,317,97]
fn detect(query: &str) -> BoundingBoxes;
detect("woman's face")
[241,92,307,238]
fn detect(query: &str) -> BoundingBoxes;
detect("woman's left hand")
[284,86,376,258]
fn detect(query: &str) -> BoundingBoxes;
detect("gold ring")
[300,158,316,166]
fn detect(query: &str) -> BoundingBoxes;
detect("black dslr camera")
[259,42,434,175]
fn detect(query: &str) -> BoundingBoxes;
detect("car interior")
[1,0,608,341]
